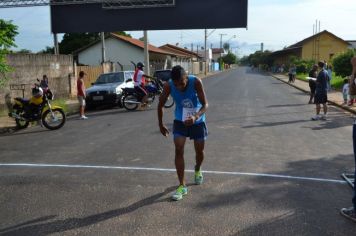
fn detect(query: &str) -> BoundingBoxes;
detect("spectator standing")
[40,75,49,88]
[288,64,296,83]
[308,64,318,104]
[348,75,356,106]
[311,61,328,120]
[77,71,88,119]
[342,79,350,105]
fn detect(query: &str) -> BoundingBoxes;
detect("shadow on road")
[242,119,310,128]
[0,186,176,236]
[266,104,307,108]
[196,154,355,235]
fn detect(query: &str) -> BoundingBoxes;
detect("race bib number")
[182,107,199,121]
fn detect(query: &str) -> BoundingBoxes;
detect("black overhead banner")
[51,0,248,33]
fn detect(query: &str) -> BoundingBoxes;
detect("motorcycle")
[121,76,174,111]
[8,80,66,130]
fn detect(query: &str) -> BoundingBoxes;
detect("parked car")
[85,71,134,108]
[153,69,171,82]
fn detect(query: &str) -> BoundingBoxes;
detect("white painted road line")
[0,163,346,184]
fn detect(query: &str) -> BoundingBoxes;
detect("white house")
[159,44,203,74]
[74,33,176,71]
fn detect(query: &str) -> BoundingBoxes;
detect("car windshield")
[155,70,171,81]
[95,73,125,84]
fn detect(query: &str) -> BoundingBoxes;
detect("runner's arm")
[157,83,171,136]
[195,78,208,120]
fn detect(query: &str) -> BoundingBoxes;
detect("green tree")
[332,49,355,77]
[16,49,32,54]
[223,42,230,51]
[287,56,315,73]
[0,19,18,88]
[38,46,54,54]
[221,51,237,65]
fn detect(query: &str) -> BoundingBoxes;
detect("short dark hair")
[318,61,325,68]
[171,65,186,81]
[79,71,85,77]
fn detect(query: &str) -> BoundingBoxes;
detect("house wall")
[0,54,75,111]
[78,38,144,67]
[302,33,349,62]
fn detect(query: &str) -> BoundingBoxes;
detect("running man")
[157,65,208,201]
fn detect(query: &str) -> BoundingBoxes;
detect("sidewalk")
[270,73,356,115]
[0,71,223,133]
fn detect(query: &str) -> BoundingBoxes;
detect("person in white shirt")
[133,62,149,107]
[342,79,349,104]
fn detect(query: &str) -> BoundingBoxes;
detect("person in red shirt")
[77,71,88,119]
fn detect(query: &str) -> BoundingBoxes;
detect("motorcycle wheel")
[164,95,175,108]
[122,95,139,111]
[42,108,66,130]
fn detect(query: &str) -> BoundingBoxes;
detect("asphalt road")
[0,67,355,236]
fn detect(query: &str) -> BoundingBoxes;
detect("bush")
[296,63,308,74]
[332,49,355,77]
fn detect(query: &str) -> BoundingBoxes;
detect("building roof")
[73,33,174,56]
[270,30,351,56]
[159,44,201,58]
[347,40,356,49]
[287,30,350,49]
[270,46,302,56]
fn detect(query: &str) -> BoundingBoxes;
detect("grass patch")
[51,99,68,114]
[296,72,345,90]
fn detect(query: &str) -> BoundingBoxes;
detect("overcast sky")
[0,0,355,57]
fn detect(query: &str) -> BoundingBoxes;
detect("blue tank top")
[169,75,206,124]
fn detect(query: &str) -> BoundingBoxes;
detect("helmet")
[137,62,145,69]
[32,87,43,98]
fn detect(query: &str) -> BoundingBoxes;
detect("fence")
[76,65,104,88]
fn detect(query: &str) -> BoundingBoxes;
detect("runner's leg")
[194,140,205,171]
[174,137,186,186]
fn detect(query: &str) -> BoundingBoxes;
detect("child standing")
[349,75,356,106]
[342,79,349,105]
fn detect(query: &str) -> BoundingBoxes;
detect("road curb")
[269,73,356,115]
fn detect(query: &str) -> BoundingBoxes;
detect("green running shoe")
[172,185,188,201]
[195,170,204,185]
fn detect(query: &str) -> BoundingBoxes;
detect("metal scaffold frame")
[102,0,175,9]
[0,0,175,8]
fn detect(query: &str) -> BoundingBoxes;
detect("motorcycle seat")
[122,87,136,93]
[15,97,29,104]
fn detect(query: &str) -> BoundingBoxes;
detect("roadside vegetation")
[0,19,18,88]
[240,49,355,90]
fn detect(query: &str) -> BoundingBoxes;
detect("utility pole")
[204,29,208,75]
[261,42,264,52]
[101,32,106,64]
[219,33,227,70]
[53,33,59,55]
[143,30,150,75]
